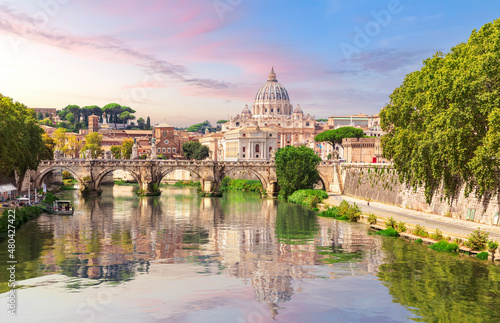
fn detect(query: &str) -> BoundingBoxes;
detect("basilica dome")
[252,68,293,117]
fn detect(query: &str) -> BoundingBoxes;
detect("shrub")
[430,228,444,241]
[376,228,399,237]
[413,224,428,237]
[288,190,328,208]
[487,241,499,253]
[338,200,351,216]
[396,221,407,233]
[367,213,377,225]
[62,170,74,180]
[385,217,397,228]
[318,207,340,218]
[476,252,489,261]
[345,203,361,222]
[464,229,489,251]
[415,238,423,244]
[429,240,459,253]
[454,238,463,245]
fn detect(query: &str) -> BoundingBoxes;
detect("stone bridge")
[34,159,341,197]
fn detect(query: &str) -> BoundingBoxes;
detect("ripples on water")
[1,186,499,322]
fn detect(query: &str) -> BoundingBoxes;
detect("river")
[1,186,500,322]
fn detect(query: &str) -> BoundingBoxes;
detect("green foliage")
[316,119,328,122]
[0,94,45,189]
[345,202,361,222]
[430,228,444,241]
[316,246,362,264]
[413,224,429,237]
[121,138,134,159]
[42,192,58,204]
[219,177,262,193]
[173,180,200,187]
[314,126,364,148]
[376,228,400,237]
[487,240,499,253]
[110,146,122,159]
[414,238,423,244]
[396,221,407,233]
[318,201,360,222]
[385,216,397,228]
[82,132,103,158]
[0,207,43,241]
[367,213,377,225]
[216,120,228,124]
[429,240,459,253]
[62,171,74,180]
[317,206,340,218]
[380,19,500,203]
[275,146,321,198]
[476,252,489,261]
[464,229,489,251]
[182,141,210,160]
[287,190,328,208]
[186,120,211,133]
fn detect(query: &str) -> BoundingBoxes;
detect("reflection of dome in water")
[252,270,294,304]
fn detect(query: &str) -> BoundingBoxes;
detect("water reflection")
[4,186,498,321]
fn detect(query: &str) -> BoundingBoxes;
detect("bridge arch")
[36,166,83,188]
[158,167,203,185]
[221,167,269,192]
[95,167,142,189]
[317,173,328,191]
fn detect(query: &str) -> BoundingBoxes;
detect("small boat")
[53,200,74,215]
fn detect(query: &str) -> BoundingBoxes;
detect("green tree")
[66,105,80,123]
[54,128,67,149]
[82,132,103,159]
[137,117,145,130]
[0,94,45,189]
[182,141,209,160]
[119,111,135,129]
[314,126,364,150]
[110,146,122,159]
[37,112,44,120]
[39,133,56,160]
[121,138,134,159]
[102,103,123,129]
[186,121,211,133]
[81,106,97,127]
[146,116,151,130]
[275,146,322,198]
[380,19,500,203]
[65,112,75,123]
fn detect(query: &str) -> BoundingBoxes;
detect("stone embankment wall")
[339,164,500,225]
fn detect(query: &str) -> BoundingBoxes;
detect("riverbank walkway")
[325,194,500,242]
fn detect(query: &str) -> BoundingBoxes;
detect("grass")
[476,252,489,261]
[429,240,459,253]
[219,177,262,193]
[288,189,328,208]
[376,228,400,237]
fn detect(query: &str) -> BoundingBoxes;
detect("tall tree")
[314,127,364,149]
[82,132,103,158]
[137,117,145,129]
[110,146,122,159]
[275,146,321,198]
[54,128,67,149]
[119,111,135,128]
[66,135,83,158]
[102,103,123,129]
[121,138,134,159]
[146,116,151,130]
[66,105,80,123]
[0,94,45,190]
[182,141,209,160]
[39,133,56,160]
[380,19,500,203]
[37,112,44,120]
[81,106,96,127]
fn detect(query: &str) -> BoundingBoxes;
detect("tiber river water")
[1,186,500,322]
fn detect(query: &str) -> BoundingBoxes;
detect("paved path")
[324,194,500,241]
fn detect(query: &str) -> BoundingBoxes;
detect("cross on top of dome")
[268,67,277,81]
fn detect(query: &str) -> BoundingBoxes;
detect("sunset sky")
[1,0,500,126]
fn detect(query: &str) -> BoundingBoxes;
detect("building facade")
[221,126,277,162]
[222,68,317,148]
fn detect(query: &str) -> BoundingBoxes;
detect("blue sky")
[1,0,499,126]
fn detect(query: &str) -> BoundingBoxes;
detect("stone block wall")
[340,164,500,225]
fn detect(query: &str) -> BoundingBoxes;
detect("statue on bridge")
[85,149,92,159]
[105,150,113,160]
[54,149,62,160]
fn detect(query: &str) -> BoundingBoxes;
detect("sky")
[1,0,500,127]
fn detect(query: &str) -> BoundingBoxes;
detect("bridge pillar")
[201,180,222,197]
[80,179,102,196]
[265,181,280,198]
[138,181,161,196]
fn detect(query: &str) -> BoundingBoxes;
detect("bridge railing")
[40,159,277,167]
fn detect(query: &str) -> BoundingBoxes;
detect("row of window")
[157,148,176,153]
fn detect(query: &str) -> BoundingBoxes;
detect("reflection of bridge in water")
[34,159,343,197]
[38,190,384,318]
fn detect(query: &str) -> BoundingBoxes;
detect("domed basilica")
[223,68,317,148]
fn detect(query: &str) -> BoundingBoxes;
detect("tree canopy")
[0,94,45,189]
[380,19,500,203]
[82,132,103,159]
[314,126,364,148]
[182,141,210,160]
[186,121,211,133]
[275,146,322,198]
